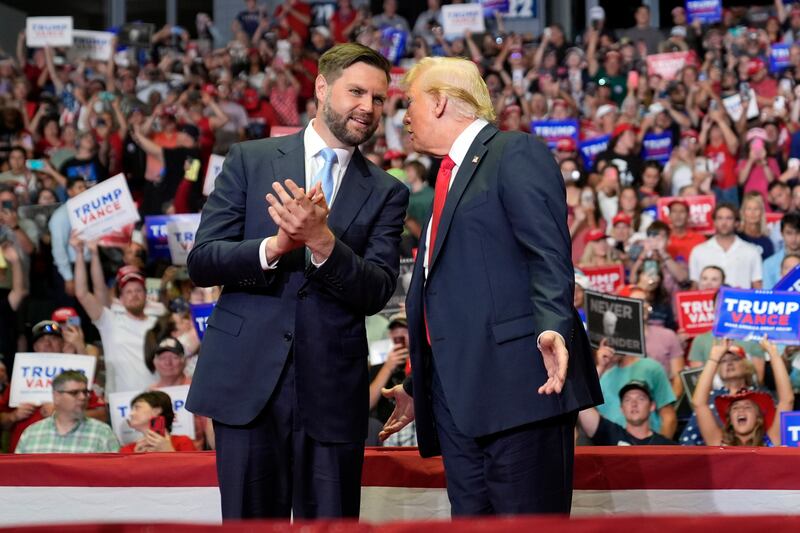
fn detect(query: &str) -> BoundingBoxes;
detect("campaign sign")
[766,212,784,240]
[579,135,610,171]
[203,154,226,196]
[68,30,114,62]
[442,4,486,40]
[531,119,579,150]
[584,290,646,356]
[9,353,96,407]
[145,277,161,303]
[676,289,717,336]
[656,194,715,234]
[270,125,302,137]
[679,367,704,406]
[97,223,134,249]
[722,91,759,122]
[712,287,800,345]
[770,43,791,74]
[26,17,73,48]
[581,264,625,294]
[67,174,140,241]
[685,0,721,24]
[646,51,698,81]
[369,339,394,366]
[781,411,800,447]
[388,66,407,98]
[774,265,800,292]
[191,302,216,340]
[642,132,673,164]
[380,28,408,65]
[481,0,510,17]
[383,257,415,315]
[166,213,201,266]
[144,215,172,260]
[108,385,195,445]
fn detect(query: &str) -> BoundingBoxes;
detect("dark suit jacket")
[406,124,603,457]
[186,131,409,443]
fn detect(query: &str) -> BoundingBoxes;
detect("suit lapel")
[327,150,372,237]
[429,124,499,271]
[271,130,306,192]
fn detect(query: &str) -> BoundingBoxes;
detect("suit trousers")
[431,364,577,516]
[213,350,364,520]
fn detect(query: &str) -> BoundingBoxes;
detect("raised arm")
[2,243,28,310]
[691,339,729,445]
[70,232,105,321]
[761,337,795,444]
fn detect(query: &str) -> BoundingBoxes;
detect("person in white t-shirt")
[71,233,156,394]
[689,203,763,289]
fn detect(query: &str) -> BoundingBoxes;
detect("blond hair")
[403,57,496,122]
[740,191,769,237]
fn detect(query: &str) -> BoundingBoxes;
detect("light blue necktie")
[314,148,337,203]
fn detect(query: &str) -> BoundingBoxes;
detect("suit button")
[284,332,293,342]
[298,290,307,300]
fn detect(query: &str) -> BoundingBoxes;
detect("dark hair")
[53,370,88,390]
[782,211,800,233]
[647,219,671,237]
[8,145,26,159]
[768,180,789,193]
[318,43,391,84]
[66,177,86,190]
[700,265,726,283]
[403,160,427,182]
[131,391,176,432]
[713,202,738,221]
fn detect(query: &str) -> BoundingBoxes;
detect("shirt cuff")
[537,330,566,351]
[259,237,280,270]
[309,249,327,268]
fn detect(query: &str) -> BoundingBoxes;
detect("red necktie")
[425,156,455,345]
[428,156,456,264]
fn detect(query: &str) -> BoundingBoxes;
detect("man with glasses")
[15,370,118,453]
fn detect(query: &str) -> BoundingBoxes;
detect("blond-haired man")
[381,57,602,516]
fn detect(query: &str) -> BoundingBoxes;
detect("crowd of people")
[0,0,800,452]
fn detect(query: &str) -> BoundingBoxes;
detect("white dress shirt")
[259,120,356,269]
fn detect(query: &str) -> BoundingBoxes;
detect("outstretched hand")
[538,331,569,395]
[378,384,415,442]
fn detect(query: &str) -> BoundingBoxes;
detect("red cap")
[116,265,145,291]
[51,307,79,323]
[556,138,577,152]
[681,129,699,140]
[242,87,260,111]
[586,228,607,242]
[383,150,406,161]
[612,123,635,139]
[612,213,632,226]
[714,390,776,430]
[726,345,747,359]
[202,83,217,96]
[552,98,568,109]
[747,58,765,77]
[502,104,522,117]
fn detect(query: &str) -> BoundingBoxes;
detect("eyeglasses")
[56,389,90,397]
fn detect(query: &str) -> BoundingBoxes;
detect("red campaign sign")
[646,51,699,81]
[581,264,625,294]
[388,66,407,98]
[98,223,134,248]
[657,195,716,235]
[676,289,717,336]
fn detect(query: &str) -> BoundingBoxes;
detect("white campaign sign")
[9,352,96,407]
[26,17,74,48]
[108,384,195,445]
[166,214,201,266]
[67,174,140,241]
[202,154,225,196]
[441,4,486,39]
[68,30,114,61]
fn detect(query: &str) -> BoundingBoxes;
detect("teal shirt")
[598,357,676,432]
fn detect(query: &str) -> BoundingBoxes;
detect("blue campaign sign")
[531,119,579,149]
[481,0,509,17]
[685,0,722,24]
[770,44,791,74]
[781,411,800,447]
[642,132,673,164]
[190,302,216,341]
[713,287,800,345]
[380,28,408,65]
[143,215,172,260]
[774,264,800,292]
[579,135,610,171]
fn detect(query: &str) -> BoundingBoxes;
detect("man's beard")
[322,96,378,146]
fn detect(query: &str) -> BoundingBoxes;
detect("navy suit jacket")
[406,124,603,457]
[186,131,409,443]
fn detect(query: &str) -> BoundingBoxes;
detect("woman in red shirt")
[119,391,196,453]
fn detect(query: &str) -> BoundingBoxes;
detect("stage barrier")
[1,447,800,526]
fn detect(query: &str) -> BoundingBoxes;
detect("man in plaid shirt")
[15,371,119,454]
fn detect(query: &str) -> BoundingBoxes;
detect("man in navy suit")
[380,57,603,516]
[186,44,409,520]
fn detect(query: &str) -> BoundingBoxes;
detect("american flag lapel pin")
[472,156,479,164]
